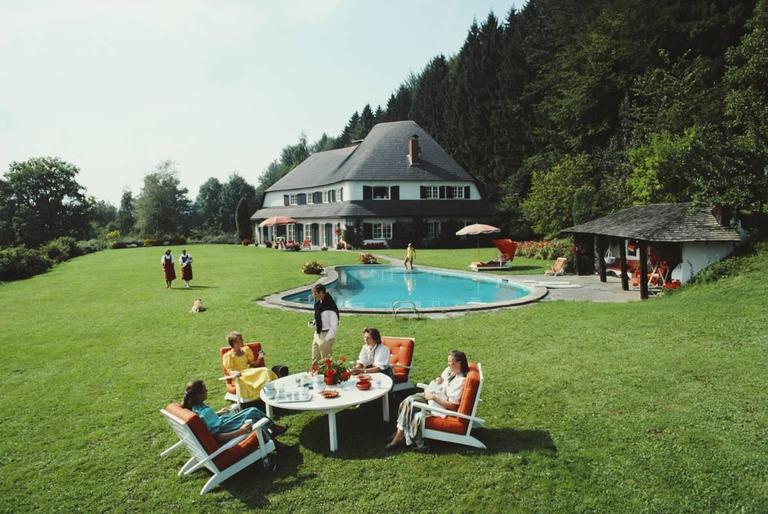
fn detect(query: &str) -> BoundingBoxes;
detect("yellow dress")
[223,347,278,399]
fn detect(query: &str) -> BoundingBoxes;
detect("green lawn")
[1,245,766,512]
[375,247,551,274]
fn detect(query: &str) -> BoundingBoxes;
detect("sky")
[0,0,523,205]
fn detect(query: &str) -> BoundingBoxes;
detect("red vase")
[324,376,336,386]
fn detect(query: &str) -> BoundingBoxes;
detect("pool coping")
[259,264,548,314]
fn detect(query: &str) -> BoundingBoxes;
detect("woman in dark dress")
[161,249,176,289]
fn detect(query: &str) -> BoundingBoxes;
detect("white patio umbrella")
[456,223,501,256]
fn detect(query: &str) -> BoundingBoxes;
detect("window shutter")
[363,223,373,239]
[464,186,470,199]
[283,195,289,206]
[390,186,399,200]
[446,186,455,199]
[439,186,446,199]
[363,186,372,200]
[420,186,427,199]
[313,192,322,203]
[297,193,306,205]
[339,189,343,201]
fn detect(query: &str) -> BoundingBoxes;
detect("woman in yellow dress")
[223,331,278,399]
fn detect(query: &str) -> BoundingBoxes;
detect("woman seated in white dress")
[351,327,392,377]
[385,350,468,451]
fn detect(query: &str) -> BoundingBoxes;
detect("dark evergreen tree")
[116,190,136,236]
[236,196,253,242]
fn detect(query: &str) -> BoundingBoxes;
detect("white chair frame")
[412,362,486,449]
[160,409,276,494]
[219,371,259,408]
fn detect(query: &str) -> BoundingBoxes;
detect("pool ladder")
[392,300,420,318]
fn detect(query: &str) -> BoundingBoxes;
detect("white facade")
[262,180,482,208]
[678,241,738,283]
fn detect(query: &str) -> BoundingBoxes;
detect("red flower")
[324,358,332,367]
[340,371,350,381]
[310,363,319,372]
[326,369,335,377]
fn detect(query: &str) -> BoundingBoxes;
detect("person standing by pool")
[179,249,193,288]
[161,249,176,289]
[404,243,415,270]
[310,283,339,364]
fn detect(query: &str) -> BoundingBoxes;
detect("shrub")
[0,246,52,281]
[76,239,108,255]
[265,241,272,248]
[359,253,378,264]
[188,233,236,244]
[105,230,121,245]
[321,246,328,251]
[515,238,572,260]
[361,242,387,249]
[111,240,144,249]
[43,237,80,263]
[302,261,324,274]
[241,239,252,246]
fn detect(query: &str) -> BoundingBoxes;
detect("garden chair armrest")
[411,401,485,424]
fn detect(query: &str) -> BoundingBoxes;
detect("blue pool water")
[283,266,532,310]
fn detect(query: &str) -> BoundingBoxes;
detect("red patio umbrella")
[258,216,297,228]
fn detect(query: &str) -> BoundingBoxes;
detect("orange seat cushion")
[425,362,480,435]
[382,337,414,384]
[220,343,266,394]
[165,403,265,470]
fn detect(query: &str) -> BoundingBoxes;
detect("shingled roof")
[561,203,741,242]
[265,120,476,192]
[252,200,492,221]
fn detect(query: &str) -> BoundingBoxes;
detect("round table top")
[260,372,393,412]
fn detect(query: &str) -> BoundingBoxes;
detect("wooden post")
[597,236,607,283]
[639,241,648,300]
[619,239,629,291]
[573,236,582,275]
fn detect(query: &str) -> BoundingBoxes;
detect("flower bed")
[359,253,378,264]
[302,261,324,274]
[514,238,572,260]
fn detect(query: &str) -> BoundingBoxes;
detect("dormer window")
[363,185,400,200]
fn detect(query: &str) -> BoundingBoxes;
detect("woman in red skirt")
[161,249,176,288]
[179,249,193,288]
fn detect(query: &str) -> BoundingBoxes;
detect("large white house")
[251,120,491,247]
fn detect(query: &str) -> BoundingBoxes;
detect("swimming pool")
[273,265,547,313]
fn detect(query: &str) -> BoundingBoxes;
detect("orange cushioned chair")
[219,342,266,406]
[412,362,486,449]
[381,336,415,393]
[160,403,275,494]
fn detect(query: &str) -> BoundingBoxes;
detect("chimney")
[712,205,734,227]
[407,134,420,166]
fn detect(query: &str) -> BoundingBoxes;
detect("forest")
[260,0,768,238]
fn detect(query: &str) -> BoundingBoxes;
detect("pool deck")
[377,254,642,304]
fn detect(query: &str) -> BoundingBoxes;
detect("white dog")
[190,298,206,313]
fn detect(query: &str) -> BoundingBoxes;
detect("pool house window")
[426,221,442,238]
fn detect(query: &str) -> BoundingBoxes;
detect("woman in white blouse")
[385,350,469,451]
[351,327,391,377]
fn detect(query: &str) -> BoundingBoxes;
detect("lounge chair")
[160,404,275,494]
[412,362,486,449]
[469,239,517,271]
[545,257,567,276]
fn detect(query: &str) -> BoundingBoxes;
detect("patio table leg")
[265,403,274,418]
[327,411,338,451]
[382,393,390,422]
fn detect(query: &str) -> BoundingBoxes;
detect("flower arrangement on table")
[312,356,350,385]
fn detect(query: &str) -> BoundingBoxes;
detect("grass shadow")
[294,400,556,459]
[218,442,315,508]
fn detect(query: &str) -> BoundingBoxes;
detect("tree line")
[0,157,260,249]
[261,0,768,237]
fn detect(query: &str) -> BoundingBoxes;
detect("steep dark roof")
[561,203,741,242]
[251,200,492,221]
[266,121,476,192]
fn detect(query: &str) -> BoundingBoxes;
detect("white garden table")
[260,372,393,452]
